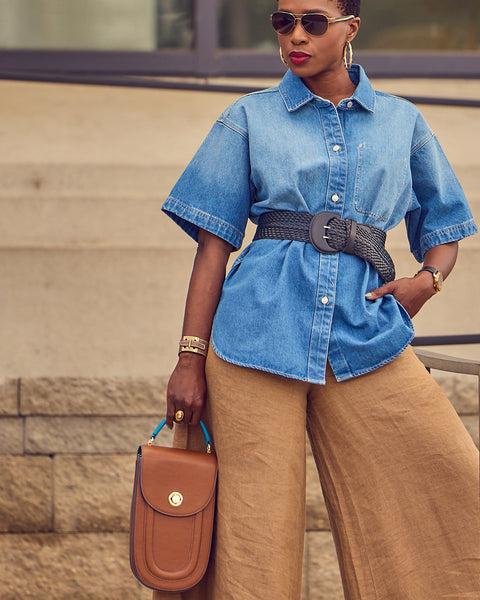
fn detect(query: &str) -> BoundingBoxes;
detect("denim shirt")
[162,65,477,384]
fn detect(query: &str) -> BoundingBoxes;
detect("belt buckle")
[309,211,339,254]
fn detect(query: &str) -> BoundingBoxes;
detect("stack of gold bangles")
[178,335,208,357]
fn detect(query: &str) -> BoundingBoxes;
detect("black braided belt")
[253,210,395,283]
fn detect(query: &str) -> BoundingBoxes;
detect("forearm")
[421,241,458,281]
[165,229,232,426]
[181,229,233,344]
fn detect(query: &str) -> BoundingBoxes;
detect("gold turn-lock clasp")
[168,491,184,507]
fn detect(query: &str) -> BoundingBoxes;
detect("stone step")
[0,244,478,378]
[0,164,180,194]
[0,247,193,377]
[0,191,189,247]
[0,162,477,196]
[0,188,477,247]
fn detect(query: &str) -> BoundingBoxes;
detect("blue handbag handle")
[148,418,213,453]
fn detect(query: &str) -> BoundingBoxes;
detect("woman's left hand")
[365,273,436,318]
[366,241,459,318]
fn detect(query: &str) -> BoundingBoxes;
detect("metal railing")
[0,70,479,108]
[412,334,480,346]
[412,334,479,449]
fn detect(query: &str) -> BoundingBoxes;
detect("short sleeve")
[161,111,254,250]
[405,114,477,262]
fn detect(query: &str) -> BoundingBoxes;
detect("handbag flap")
[139,444,217,517]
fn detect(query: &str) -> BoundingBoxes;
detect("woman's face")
[275,0,360,79]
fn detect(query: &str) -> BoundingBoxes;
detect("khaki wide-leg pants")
[153,346,480,600]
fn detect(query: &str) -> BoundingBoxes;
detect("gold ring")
[175,410,185,422]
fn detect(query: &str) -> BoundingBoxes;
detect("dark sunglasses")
[271,11,355,37]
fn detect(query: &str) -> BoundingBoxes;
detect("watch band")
[416,266,443,293]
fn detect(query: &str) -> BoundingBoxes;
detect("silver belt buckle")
[309,211,339,254]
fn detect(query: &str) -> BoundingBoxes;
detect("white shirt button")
[333,144,340,152]
[321,296,329,305]
[347,101,353,108]
[331,193,339,203]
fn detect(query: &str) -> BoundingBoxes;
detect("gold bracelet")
[178,336,209,357]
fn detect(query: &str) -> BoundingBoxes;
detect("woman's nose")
[290,18,308,43]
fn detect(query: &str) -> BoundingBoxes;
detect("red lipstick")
[289,52,311,65]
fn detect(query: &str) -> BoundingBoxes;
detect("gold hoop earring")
[279,47,288,67]
[343,41,353,70]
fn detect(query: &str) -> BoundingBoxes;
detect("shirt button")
[321,296,329,305]
[333,144,340,152]
[347,101,353,108]
[331,193,339,203]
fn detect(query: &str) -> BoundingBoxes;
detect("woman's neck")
[302,68,356,106]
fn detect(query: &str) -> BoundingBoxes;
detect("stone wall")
[0,373,477,599]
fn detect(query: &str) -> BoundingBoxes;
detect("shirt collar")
[279,64,376,113]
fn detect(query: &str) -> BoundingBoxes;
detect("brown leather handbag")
[130,419,217,592]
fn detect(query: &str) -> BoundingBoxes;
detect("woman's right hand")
[165,353,207,428]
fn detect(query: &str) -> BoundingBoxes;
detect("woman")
[155,1,479,598]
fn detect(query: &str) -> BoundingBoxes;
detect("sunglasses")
[271,11,355,37]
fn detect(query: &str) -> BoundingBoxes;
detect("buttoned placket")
[306,101,349,382]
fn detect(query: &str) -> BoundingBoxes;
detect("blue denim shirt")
[162,65,477,384]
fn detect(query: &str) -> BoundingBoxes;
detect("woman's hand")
[365,274,435,318]
[365,241,458,318]
[166,353,206,428]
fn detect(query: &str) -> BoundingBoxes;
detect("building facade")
[0,0,479,78]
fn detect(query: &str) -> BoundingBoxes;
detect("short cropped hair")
[276,1,361,17]
[338,0,361,17]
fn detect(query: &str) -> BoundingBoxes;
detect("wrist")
[414,270,438,298]
[177,351,207,364]
[415,266,443,293]
[178,335,209,357]
[175,352,207,377]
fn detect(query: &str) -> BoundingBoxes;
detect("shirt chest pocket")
[352,141,409,223]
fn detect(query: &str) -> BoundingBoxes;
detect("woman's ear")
[347,17,361,43]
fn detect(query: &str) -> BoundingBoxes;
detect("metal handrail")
[412,334,479,450]
[414,346,479,449]
[414,349,480,376]
[412,334,480,347]
[0,69,479,108]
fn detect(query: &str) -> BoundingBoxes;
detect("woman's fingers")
[165,356,207,427]
[365,281,395,300]
[166,391,205,428]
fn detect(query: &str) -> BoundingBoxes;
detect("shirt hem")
[211,333,415,385]
[413,218,478,262]
[162,196,244,249]
[333,333,415,382]
[211,340,327,385]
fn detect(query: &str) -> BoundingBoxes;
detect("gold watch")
[416,266,443,293]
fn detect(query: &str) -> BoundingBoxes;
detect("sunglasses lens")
[302,14,329,36]
[271,12,295,34]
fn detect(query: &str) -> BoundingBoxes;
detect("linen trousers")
[153,345,480,600]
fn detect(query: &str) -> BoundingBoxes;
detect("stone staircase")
[0,78,478,599]
[0,162,195,378]
[0,79,479,376]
